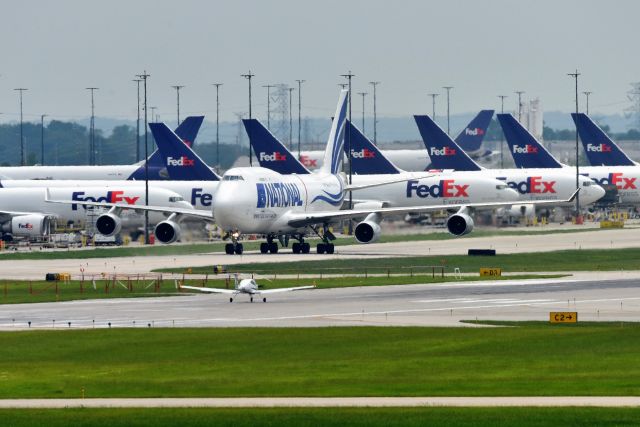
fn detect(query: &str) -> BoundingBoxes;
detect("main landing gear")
[291,234,311,254]
[312,224,336,254]
[224,232,243,255]
[259,235,279,254]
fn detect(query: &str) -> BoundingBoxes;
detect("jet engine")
[154,220,182,244]
[2,214,50,238]
[497,204,535,219]
[446,213,474,236]
[354,213,382,244]
[95,213,122,237]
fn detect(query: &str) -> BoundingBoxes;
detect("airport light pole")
[288,86,295,150]
[515,90,525,123]
[171,85,184,126]
[133,79,141,162]
[568,70,581,217]
[369,81,380,145]
[262,84,274,128]
[498,95,508,168]
[442,86,453,135]
[296,79,305,159]
[212,83,223,173]
[136,71,151,245]
[40,114,47,165]
[357,92,367,134]
[86,87,98,165]
[14,88,27,166]
[341,71,355,234]
[583,91,592,115]
[427,93,439,121]
[241,70,255,166]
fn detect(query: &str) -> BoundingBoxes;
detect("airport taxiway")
[1,275,638,328]
[0,227,637,279]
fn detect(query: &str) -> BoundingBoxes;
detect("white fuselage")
[0,187,193,227]
[299,150,431,172]
[212,167,519,235]
[0,165,144,180]
[473,168,605,206]
[579,166,640,205]
[0,180,218,211]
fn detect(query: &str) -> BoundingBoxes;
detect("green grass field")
[161,247,640,275]
[1,325,638,398]
[0,227,606,260]
[2,407,639,427]
[0,274,563,304]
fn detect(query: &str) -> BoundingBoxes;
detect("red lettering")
[442,179,454,197]
[454,184,469,197]
[124,196,139,204]
[542,181,556,193]
[530,176,542,193]
[623,177,637,189]
[611,173,623,189]
[110,191,124,203]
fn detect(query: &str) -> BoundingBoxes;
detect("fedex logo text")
[465,127,485,136]
[167,156,195,167]
[501,176,556,194]
[406,180,469,198]
[299,155,317,168]
[259,151,287,162]
[429,147,456,156]
[512,144,538,154]
[71,191,140,211]
[586,143,613,153]
[592,173,637,190]
[191,188,213,207]
[351,148,375,158]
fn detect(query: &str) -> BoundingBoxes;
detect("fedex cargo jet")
[498,113,640,205]
[0,116,205,180]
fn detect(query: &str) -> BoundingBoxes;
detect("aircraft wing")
[256,285,316,294]
[45,189,214,220]
[180,285,236,294]
[287,190,579,228]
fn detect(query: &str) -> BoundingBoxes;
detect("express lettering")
[71,191,140,211]
[256,182,303,208]
[191,188,213,207]
[406,180,469,198]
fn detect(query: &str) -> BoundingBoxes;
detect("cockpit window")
[496,184,508,190]
[582,181,593,187]
[169,196,184,202]
[223,175,244,181]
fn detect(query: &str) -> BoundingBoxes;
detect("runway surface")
[0,227,637,279]
[0,396,639,408]
[1,275,638,328]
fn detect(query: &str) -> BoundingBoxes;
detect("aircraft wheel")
[235,244,244,255]
[229,297,233,303]
[326,244,335,254]
[302,243,311,254]
[260,243,269,254]
[292,243,301,254]
[250,296,254,303]
[225,243,234,255]
[263,298,267,302]
[269,243,278,254]
[317,243,326,254]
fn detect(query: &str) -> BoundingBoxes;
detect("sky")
[1,0,638,125]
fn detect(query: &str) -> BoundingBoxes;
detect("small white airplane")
[180,274,315,303]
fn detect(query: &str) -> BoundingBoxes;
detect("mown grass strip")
[1,407,639,427]
[0,326,638,398]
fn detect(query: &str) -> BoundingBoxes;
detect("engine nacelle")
[354,220,382,244]
[154,220,181,244]
[446,213,474,236]
[3,214,50,238]
[95,213,122,237]
[497,204,535,218]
